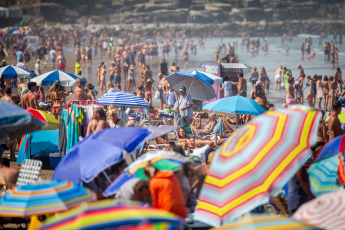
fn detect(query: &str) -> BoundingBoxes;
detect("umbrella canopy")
[26,109,59,131]
[194,105,321,227]
[40,199,183,230]
[203,96,266,116]
[317,134,345,159]
[0,180,96,217]
[190,70,223,84]
[104,151,190,196]
[0,101,45,142]
[0,65,33,79]
[53,127,151,184]
[292,190,345,230]
[30,70,79,86]
[308,154,340,196]
[213,214,322,230]
[166,71,216,101]
[97,92,149,107]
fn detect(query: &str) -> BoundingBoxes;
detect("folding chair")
[16,159,42,186]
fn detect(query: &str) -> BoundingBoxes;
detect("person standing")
[160,58,168,75]
[328,101,343,141]
[56,51,66,71]
[176,86,193,124]
[232,73,247,97]
[222,76,232,97]
[21,82,39,109]
[316,75,323,110]
[286,77,296,105]
[274,66,283,90]
[34,59,41,76]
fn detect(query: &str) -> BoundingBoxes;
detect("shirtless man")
[157,73,165,110]
[286,77,296,105]
[334,68,342,91]
[95,63,102,86]
[328,101,343,140]
[56,51,66,71]
[232,73,247,97]
[74,79,88,100]
[99,63,107,94]
[108,62,115,83]
[17,79,28,97]
[0,158,19,185]
[274,66,283,90]
[21,82,39,109]
[297,65,304,78]
[168,62,177,74]
[1,87,12,103]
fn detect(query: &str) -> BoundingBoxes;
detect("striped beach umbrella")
[0,180,96,217]
[0,65,33,79]
[292,191,345,229]
[30,70,79,86]
[308,154,340,196]
[213,214,322,230]
[97,92,149,107]
[40,199,183,230]
[194,105,321,227]
[26,109,59,131]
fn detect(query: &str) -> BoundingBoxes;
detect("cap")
[37,59,40,62]
[147,79,152,83]
[179,86,186,91]
[256,81,261,86]
[39,102,48,107]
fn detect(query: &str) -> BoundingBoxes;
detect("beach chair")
[16,159,42,186]
[140,108,163,127]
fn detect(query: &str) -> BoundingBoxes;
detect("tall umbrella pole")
[235,112,238,129]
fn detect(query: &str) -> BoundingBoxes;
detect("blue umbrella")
[97,92,149,107]
[0,65,33,79]
[166,70,216,101]
[30,70,79,86]
[203,95,266,115]
[103,172,135,197]
[52,127,151,184]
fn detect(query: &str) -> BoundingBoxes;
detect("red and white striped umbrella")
[292,191,345,230]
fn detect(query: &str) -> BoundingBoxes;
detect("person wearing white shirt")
[222,76,232,97]
[34,59,41,75]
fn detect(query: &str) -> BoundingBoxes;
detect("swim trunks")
[275,74,281,82]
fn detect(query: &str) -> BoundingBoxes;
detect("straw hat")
[129,65,135,70]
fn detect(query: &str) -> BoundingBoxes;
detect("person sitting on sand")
[0,158,19,186]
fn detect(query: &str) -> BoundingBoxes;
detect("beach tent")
[16,129,59,165]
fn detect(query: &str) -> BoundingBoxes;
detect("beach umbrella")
[308,153,340,197]
[97,91,149,107]
[194,105,321,227]
[203,95,266,116]
[104,151,190,196]
[292,190,345,230]
[307,134,345,196]
[0,101,45,142]
[30,70,79,86]
[26,109,59,131]
[0,180,96,217]
[166,70,216,101]
[0,65,33,79]
[190,70,223,84]
[52,127,151,184]
[40,199,183,230]
[213,214,322,230]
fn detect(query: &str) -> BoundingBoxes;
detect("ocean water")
[79,35,345,106]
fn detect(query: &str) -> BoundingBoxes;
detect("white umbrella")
[190,70,223,84]
[30,70,79,86]
[166,71,216,101]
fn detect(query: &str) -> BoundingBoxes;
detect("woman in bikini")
[127,65,137,93]
[322,75,329,111]
[86,83,95,100]
[100,63,106,94]
[328,75,336,112]
[47,82,69,120]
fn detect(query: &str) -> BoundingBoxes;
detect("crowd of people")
[1,25,345,228]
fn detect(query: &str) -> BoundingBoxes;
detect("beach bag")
[154,90,160,99]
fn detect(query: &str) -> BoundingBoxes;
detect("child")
[166,87,176,109]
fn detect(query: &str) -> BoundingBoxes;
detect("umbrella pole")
[102,171,112,184]
[235,112,238,129]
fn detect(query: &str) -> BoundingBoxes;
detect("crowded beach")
[0,24,344,230]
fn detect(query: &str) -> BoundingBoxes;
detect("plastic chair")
[16,159,42,186]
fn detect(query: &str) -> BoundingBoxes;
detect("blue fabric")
[53,127,151,184]
[97,92,149,107]
[203,95,266,115]
[103,172,136,196]
[16,130,59,164]
[166,71,214,86]
[317,134,345,160]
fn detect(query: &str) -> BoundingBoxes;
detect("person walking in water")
[274,66,283,90]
